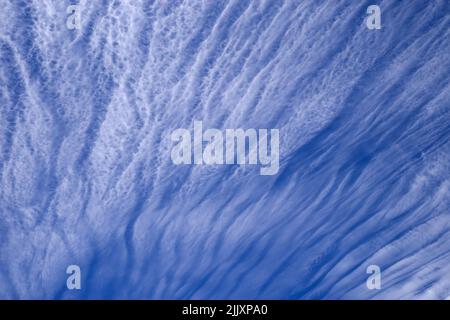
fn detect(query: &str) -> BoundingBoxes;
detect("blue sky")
[0,0,449,299]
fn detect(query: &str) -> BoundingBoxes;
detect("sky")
[0,0,449,299]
